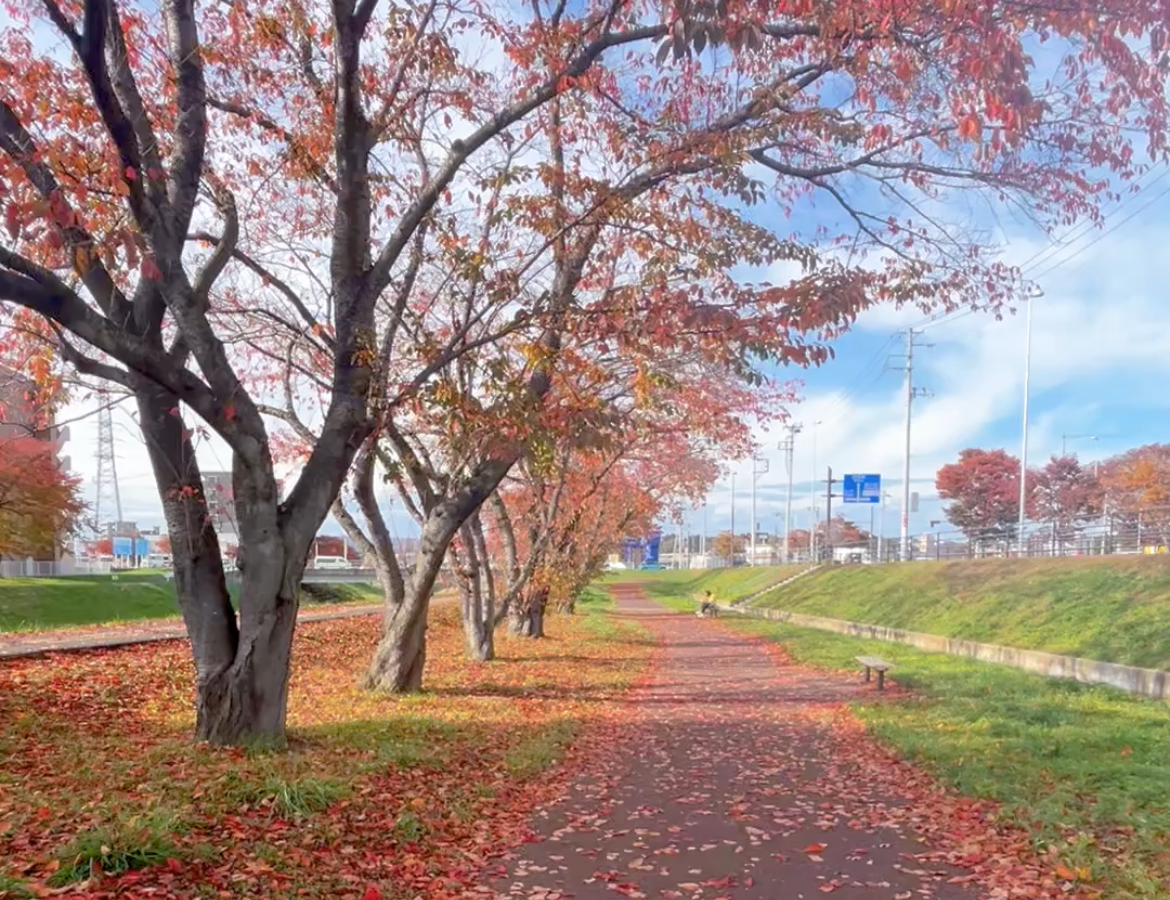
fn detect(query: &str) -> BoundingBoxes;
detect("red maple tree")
[0,437,82,558]
[936,448,1023,543]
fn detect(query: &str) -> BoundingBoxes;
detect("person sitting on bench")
[697,591,718,617]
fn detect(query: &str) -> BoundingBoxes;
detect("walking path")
[479,585,987,900]
[0,602,384,659]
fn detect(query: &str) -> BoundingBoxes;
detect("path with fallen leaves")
[476,584,1068,900]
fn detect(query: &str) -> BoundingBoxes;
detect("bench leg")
[877,670,885,691]
[864,667,871,683]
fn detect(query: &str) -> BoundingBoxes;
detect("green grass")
[232,776,349,818]
[742,617,1170,899]
[604,565,808,605]
[0,575,380,633]
[49,813,183,887]
[748,556,1170,669]
[505,718,577,776]
[0,873,31,898]
[654,585,1170,899]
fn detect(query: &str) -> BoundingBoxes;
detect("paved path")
[0,603,384,659]
[480,584,976,900]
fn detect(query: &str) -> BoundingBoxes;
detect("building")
[0,366,69,466]
[201,471,285,538]
[201,471,238,536]
[0,366,73,561]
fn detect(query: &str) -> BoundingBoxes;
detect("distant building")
[201,471,284,537]
[0,366,72,560]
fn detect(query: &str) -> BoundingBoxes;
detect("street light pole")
[750,456,769,566]
[1017,288,1040,556]
[780,424,802,564]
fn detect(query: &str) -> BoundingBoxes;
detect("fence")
[826,509,1170,564]
[0,558,115,578]
[668,506,1170,569]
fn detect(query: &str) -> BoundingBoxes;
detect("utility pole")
[750,456,769,566]
[824,467,839,562]
[779,424,802,563]
[889,331,930,561]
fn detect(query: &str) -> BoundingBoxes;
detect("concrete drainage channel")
[719,603,1170,702]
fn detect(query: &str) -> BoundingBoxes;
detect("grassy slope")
[651,583,1170,899]
[751,556,1170,670]
[604,565,808,604]
[0,574,381,633]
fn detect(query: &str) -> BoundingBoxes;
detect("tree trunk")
[195,595,297,743]
[136,378,310,746]
[511,586,548,638]
[366,594,428,692]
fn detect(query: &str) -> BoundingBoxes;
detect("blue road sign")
[842,473,881,504]
[112,536,134,557]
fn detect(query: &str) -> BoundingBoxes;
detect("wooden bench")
[856,655,892,690]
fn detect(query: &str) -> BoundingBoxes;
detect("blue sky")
[698,169,1170,540]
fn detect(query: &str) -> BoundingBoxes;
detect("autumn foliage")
[0,436,82,558]
[3,0,1170,742]
[0,603,653,897]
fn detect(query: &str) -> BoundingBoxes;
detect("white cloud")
[690,221,1170,536]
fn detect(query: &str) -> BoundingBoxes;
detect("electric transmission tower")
[94,400,123,537]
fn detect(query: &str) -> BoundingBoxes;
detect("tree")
[3,0,720,740]
[87,538,114,557]
[5,0,1170,738]
[936,449,1022,542]
[711,531,744,562]
[155,535,171,555]
[0,437,82,557]
[1030,455,1101,547]
[1098,444,1170,548]
[815,515,869,547]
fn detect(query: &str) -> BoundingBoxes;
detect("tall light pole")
[809,421,823,562]
[730,471,736,563]
[750,456,769,567]
[780,423,802,563]
[1018,288,1041,556]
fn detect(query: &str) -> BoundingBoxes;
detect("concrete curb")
[724,604,1170,701]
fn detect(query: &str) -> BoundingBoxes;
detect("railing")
[0,558,114,578]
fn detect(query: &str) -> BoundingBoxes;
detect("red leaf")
[361,887,383,900]
[125,165,138,181]
[4,203,18,240]
[803,842,827,854]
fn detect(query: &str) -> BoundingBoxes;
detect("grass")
[651,583,1170,899]
[49,814,182,887]
[0,873,31,898]
[0,574,381,633]
[749,556,1170,669]
[604,564,808,605]
[227,774,350,818]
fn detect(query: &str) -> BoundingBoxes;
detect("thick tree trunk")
[136,376,323,746]
[366,594,428,692]
[195,596,297,743]
[511,587,548,638]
